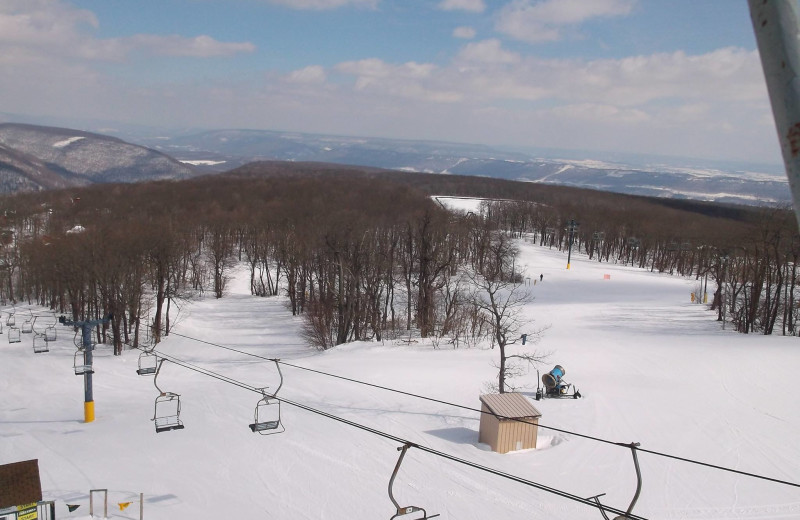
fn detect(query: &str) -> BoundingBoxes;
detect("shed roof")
[480,393,541,419]
[0,459,42,509]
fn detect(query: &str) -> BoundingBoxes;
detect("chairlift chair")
[249,395,284,434]
[588,443,643,520]
[6,313,14,327]
[154,392,184,433]
[74,349,93,375]
[34,313,57,342]
[72,329,93,350]
[21,315,34,333]
[136,350,158,376]
[388,444,439,520]
[248,360,285,435]
[7,327,20,343]
[32,334,49,353]
[152,359,184,433]
[44,325,57,342]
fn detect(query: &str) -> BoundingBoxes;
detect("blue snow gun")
[537,364,581,400]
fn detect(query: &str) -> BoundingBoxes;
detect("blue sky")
[0,0,785,164]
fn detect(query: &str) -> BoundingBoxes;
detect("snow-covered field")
[2,241,799,519]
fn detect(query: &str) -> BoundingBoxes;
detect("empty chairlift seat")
[34,315,57,342]
[74,350,92,375]
[154,393,184,433]
[388,444,440,520]
[8,327,20,344]
[21,316,34,334]
[32,335,49,353]
[44,326,57,342]
[136,351,158,376]
[249,360,285,435]
[249,396,283,434]
[151,359,184,433]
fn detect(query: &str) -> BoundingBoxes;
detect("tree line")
[0,175,526,370]
[232,161,800,336]
[0,162,796,378]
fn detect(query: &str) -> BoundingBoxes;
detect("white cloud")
[285,65,327,84]
[457,39,520,64]
[453,26,477,39]
[336,58,437,79]
[573,48,764,106]
[0,0,255,62]
[496,0,636,43]
[334,58,461,102]
[264,0,378,9]
[0,0,98,46]
[125,35,255,57]
[438,0,486,13]
[319,41,773,160]
[549,103,650,124]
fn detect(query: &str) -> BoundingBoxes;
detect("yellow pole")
[84,401,95,423]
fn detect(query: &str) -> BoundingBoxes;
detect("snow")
[66,225,85,234]
[1,241,799,519]
[626,185,779,203]
[52,137,85,148]
[536,164,574,183]
[434,196,483,213]
[178,160,227,166]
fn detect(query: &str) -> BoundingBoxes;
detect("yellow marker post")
[84,401,95,423]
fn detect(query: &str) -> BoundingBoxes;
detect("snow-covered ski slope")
[1,241,799,520]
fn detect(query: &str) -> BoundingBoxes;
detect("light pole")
[59,313,113,423]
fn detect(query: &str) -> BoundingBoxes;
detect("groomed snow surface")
[2,241,799,519]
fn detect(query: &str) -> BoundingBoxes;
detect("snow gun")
[536,364,581,400]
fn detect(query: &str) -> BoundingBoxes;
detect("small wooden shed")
[0,459,42,520]
[479,393,541,454]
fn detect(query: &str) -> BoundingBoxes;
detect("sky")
[0,0,787,165]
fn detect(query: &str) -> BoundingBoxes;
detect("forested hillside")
[0,123,196,192]
[0,164,797,369]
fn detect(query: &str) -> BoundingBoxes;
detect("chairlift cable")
[157,329,800,490]
[141,346,647,520]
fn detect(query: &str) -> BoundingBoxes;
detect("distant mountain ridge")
[0,123,196,193]
[0,122,789,206]
[136,128,791,206]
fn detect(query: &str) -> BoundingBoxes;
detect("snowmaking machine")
[536,365,582,400]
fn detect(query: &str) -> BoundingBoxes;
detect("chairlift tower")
[565,219,579,270]
[59,314,112,423]
[750,0,800,229]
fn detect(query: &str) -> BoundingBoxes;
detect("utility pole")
[565,219,579,269]
[59,314,113,423]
